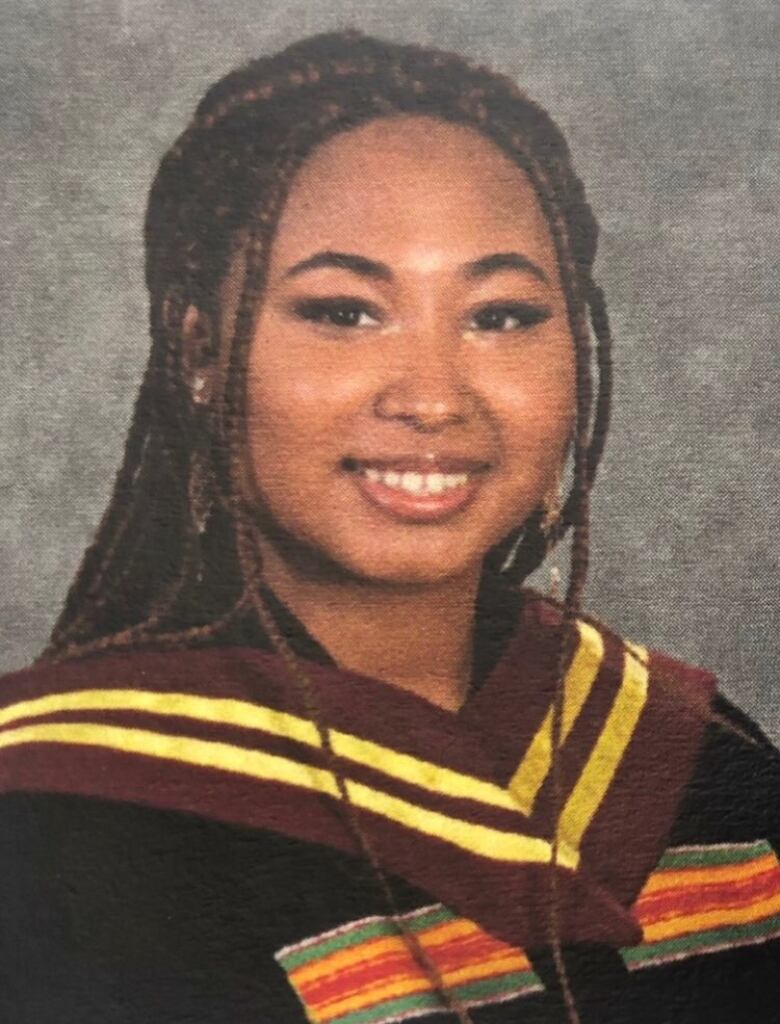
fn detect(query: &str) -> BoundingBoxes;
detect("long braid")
[232,119,479,1020]
[44,375,156,649]
[545,234,594,1024]
[474,100,597,1017]
[39,31,622,1021]
[216,173,478,1021]
[235,522,477,1024]
[471,122,592,1018]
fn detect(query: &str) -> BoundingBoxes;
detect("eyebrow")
[284,251,393,281]
[283,249,548,284]
[463,252,548,284]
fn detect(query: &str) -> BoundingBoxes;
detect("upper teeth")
[363,468,469,494]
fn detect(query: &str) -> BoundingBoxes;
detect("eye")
[291,297,382,329]
[469,302,553,332]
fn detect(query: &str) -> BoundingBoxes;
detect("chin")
[356,563,468,587]
[331,540,485,588]
[257,499,501,587]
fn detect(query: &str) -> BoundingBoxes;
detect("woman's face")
[232,114,576,585]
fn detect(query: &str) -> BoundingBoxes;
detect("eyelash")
[291,297,553,332]
[292,297,383,329]
[469,302,553,331]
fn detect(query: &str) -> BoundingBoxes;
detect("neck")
[256,541,481,713]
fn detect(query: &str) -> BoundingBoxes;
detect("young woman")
[0,29,777,1024]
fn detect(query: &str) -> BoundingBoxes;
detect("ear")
[164,298,219,407]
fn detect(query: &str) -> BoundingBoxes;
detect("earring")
[189,450,214,536]
[548,564,562,600]
[539,477,563,539]
[542,480,564,600]
[192,374,208,405]
[498,526,527,574]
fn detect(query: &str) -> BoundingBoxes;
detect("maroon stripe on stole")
[527,626,626,834]
[446,593,566,783]
[0,595,586,799]
[581,648,715,906]
[0,705,533,835]
[2,707,329,772]
[0,740,640,949]
[0,647,274,705]
[0,646,500,783]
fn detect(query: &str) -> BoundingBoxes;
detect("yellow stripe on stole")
[624,640,649,668]
[641,890,780,944]
[439,952,535,990]
[0,689,322,744]
[508,620,605,816]
[313,972,430,1022]
[639,853,780,896]
[0,721,579,869]
[557,644,649,851]
[0,689,518,813]
[0,718,340,795]
[346,778,578,868]
[292,933,412,987]
[331,731,519,813]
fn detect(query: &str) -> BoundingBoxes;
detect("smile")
[362,467,470,495]
[342,457,491,524]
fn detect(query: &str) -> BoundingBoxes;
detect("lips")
[341,455,491,523]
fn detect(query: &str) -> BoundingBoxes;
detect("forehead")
[267,114,555,271]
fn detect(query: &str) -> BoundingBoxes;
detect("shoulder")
[520,586,718,714]
[670,692,780,849]
[523,589,776,743]
[0,643,261,703]
[521,588,779,839]
[584,600,780,847]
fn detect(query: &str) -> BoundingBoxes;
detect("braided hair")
[40,30,616,1022]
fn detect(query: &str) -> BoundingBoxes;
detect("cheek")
[244,327,366,479]
[246,362,323,482]
[481,346,576,464]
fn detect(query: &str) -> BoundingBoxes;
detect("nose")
[372,341,477,433]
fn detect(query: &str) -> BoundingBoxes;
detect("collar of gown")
[0,581,715,950]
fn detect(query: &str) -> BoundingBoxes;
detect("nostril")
[408,412,466,433]
[373,387,474,431]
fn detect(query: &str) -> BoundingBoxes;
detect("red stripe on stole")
[297,929,515,1006]
[299,953,426,1011]
[636,865,780,923]
[425,930,520,973]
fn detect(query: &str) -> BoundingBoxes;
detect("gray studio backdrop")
[1,1,778,739]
